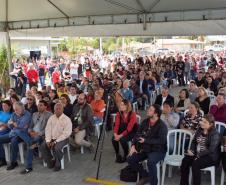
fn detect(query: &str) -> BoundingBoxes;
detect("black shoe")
[20,168,33,174]
[7,162,18,170]
[53,166,61,172]
[0,159,7,167]
[115,154,123,163]
[47,160,55,169]
[118,156,127,163]
[88,144,94,153]
[136,177,149,185]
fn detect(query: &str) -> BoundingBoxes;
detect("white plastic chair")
[111,113,117,124]
[207,91,215,97]
[43,144,71,169]
[61,144,71,169]
[189,164,215,185]
[132,102,139,112]
[209,95,215,102]
[136,115,141,125]
[94,108,105,139]
[161,129,193,185]
[144,99,149,110]
[172,79,177,86]
[3,142,25,164]
[215,121,226,134]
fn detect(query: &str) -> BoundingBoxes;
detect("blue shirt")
[0,111,12,124]
[9,110,31,136]
[120,88,134,103]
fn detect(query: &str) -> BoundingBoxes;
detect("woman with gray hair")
[119,79,134,103]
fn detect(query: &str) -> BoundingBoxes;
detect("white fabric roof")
[0,0,226,36]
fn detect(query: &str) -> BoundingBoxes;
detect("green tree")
[0,45,10,95]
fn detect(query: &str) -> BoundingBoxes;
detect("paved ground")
[0,86,223,185]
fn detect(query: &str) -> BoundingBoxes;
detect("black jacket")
[71,103,94,133]
[190,128,221,162]
[136,79,149,95]
[132,118,168,153]
[155,94,174,107]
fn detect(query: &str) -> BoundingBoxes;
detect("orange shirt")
[90,99,106,118]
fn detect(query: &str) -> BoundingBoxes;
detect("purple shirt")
[209,104,226,123]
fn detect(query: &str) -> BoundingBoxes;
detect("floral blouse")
[182,112,203,131]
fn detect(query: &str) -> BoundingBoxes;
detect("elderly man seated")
[40,103,72,171]
[0,102,32,171]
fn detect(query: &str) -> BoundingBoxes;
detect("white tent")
[0,0,226,36]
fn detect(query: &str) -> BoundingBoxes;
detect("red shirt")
[90,99,106,118]
[52,71,61,84]
[27,69,38,83]
[114,111,137,136]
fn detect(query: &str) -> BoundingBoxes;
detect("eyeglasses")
[27,98,33,101]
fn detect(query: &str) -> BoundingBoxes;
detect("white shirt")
[140,80,143,94]
[69,94,77,104]
[45,113,72,143]
[161,96,167,109]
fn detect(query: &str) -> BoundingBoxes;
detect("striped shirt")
[196,133,208,154]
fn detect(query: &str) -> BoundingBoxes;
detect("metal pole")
[5,0,13,87]
[99,37,103,55]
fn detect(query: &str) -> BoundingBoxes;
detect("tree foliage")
[0,45,10,94]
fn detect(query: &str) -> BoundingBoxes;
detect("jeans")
[10,131,32,164]
[93,117,103,125]
[127,151,166,185]
[39,76,45,87]
[180,155,215,185]
[190,70,197,80]
[0,132,11,159]
[184,72,190,84]
[26,136,43,169]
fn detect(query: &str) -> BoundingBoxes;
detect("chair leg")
[81,146,84,154]
[137,172,140,183]
[168,166,172,178]
[61,155,65,170]
[96,125,100,139]
[189,168,192,185]
[161,163,166,185]
[18,143,24,164]
[211,168,215,185]
[221,168,225,185]
[3,144,10,162]
[157,163,161,185]
[43,161,47,167]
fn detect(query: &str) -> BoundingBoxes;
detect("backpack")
[120,165,138,182]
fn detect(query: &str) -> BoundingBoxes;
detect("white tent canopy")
[0,0,226,36]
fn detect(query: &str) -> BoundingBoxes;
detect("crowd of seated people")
[0,51,224,185]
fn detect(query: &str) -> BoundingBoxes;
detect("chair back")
[215,121,226,135]
[207,91,215,96]
[136,115,141,125]
[167,129,193,156]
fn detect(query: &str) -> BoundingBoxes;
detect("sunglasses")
[27,98,34,101]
